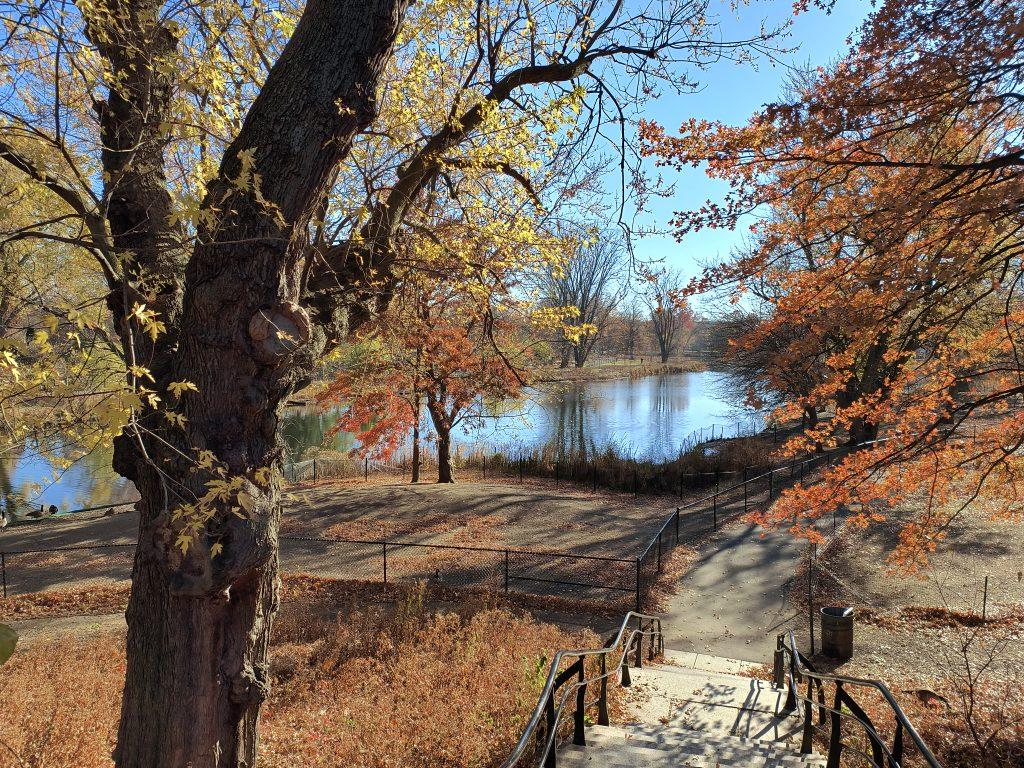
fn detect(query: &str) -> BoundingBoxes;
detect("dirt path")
[0,479,681,597]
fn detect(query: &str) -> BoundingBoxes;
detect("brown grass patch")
[0,581,619,768]
[0,583,132,621]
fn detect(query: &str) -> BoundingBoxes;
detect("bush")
[0,589,605,768]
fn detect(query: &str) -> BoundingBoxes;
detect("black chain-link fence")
[0,447,848,612]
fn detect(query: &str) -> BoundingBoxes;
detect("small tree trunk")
[660,347,670,363]
[411,394,421,483]
[437,429,455,483]
[559,342,572,369]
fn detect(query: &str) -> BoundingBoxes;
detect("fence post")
[982,575,989,621]
[807,547,815,655]
[657,532,662,572]
[519,456,524,483]
[635,556,641,612]
[383,541,388,584]
[364,456,369,481]
[482,453,486,479]
[313,458,318,482]
[504,549,510,593]
[743,467,748,513]
[713,491,718,531]
[674,507,680,543]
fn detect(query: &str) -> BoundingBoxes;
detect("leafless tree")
[540,233,627,367]
[641,269,693,363]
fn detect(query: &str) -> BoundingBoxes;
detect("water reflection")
[0,439,137,522]
[0,371,759,516]
[466,371,756,461]
[290,370,759,462]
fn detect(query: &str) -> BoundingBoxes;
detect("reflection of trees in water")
[545,385,599,460]
[0,452,17,522]
[1,439,137,519]
[650,375,691,457]
[281,408,357,460]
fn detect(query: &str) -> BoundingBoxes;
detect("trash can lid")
[820,606,854,618]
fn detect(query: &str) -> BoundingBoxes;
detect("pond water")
[0,440,137,522]
[283,370,759,462]
[1,370,757,520]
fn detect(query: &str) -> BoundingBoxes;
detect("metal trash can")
[820,607,854,659]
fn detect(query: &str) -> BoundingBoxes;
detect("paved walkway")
[662,522,811,663]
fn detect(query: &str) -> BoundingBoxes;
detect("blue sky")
[630,0,868,297]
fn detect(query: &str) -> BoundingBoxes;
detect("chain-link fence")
[0,447,847,614]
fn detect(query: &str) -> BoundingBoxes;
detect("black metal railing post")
[543,692,557,768]
[598,654,610,725]
[801,678,815,754]
[674,507,680,543]
[634,616,644,668]
[772,635,785,689]
[573,662,587,746]
[827,682,844,768]
[364,456,368,481]
[383,541,388,583]
[808,548,816,655]
[504,549,510,592]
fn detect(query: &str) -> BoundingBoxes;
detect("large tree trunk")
[436,429,455,483]
[98,1,410,765]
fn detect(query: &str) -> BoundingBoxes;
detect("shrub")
[0,590,606,768]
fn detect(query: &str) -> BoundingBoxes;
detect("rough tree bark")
[96,1,411,766]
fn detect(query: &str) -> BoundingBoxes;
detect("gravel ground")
[801,501,1024,685]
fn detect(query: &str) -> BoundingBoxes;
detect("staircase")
[558,649,826,767]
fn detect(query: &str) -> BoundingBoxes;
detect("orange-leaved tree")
[642,0,1024,569]
[320,249,532,484]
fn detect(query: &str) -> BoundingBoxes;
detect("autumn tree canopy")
[643,0,1024,568]
[0,0,786,764]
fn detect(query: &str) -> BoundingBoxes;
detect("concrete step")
[558,734,823,767]
[582,726,824,766]
[554,651,825,768]
[626,660,801,741]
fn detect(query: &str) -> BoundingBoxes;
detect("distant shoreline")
[534,358,706,384]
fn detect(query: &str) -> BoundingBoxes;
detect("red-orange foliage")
[643,0,1024,569]
[319,265,529,482]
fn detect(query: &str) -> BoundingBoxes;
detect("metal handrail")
[501,610,664,768]
[775,630,941,767]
